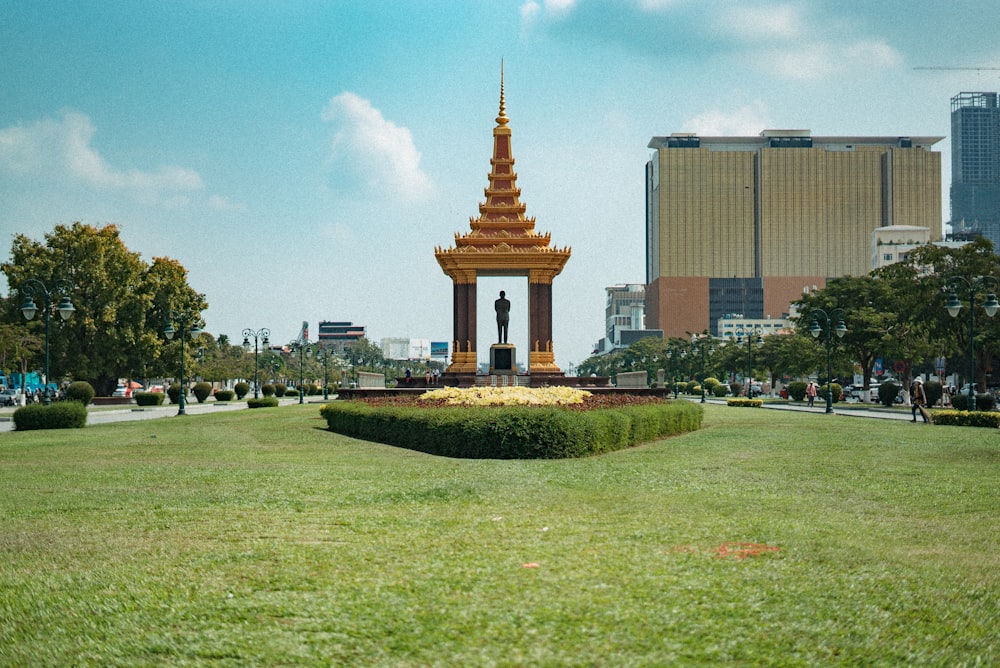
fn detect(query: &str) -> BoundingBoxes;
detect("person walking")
[806,381,818,407]
[910,377,929,423]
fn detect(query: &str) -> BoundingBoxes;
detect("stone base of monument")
[489,344,516,376]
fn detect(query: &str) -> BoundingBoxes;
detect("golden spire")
[496,59,508,126]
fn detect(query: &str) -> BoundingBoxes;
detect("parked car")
[0,389,24,407]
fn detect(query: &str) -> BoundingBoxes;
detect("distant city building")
[380,338,432,361]
[593,283,663,355]
[871,225,932,269]
[645,129,943,337]
[950,92,1000,249]
[317,321,366,353]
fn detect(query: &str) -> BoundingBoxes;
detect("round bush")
[166,384,187,405]
[134,391,165,406]
[234,381,250,399]
[819,383,843,404]
[273,383,287,397]
[65,381,95,405]
[261,383,275,397]
[192,382,212,403]
[685,381,700,394]
[924,380,943,407]
[713,383,729,397]
[786,381,807,402]
[878,382,901,407]
[284,388,299,398]
[729,382,743,397]
[703,377,721,392]
[214,389,235,402]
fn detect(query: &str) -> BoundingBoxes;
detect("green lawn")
[1,403,997,666]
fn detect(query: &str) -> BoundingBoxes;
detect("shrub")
[685,381,700,395]
[133,391,165,406]
[878,382,901,407]
[261,384,275,397]
[247,396,279,408]
[787,381,807,402]
[713,383,729,397]
[192,382,212,403]
[64,381,95,406]
[306,383,320,396]
[726,398,763,407]
[13,402,87,430]
[214,389,235,402]
[166,384,185,405]
[273,383,287,397]
[729,382,742,397]
[703,377,721,392]
[234,381,250,399]
[320,400,703,459]
[924,380,943,407]
[951,392,995,412]
[284,388,299,398]
[819,383,843,404]
[932,409,1000,428]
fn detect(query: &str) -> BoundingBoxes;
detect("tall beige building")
[645,130,943,338]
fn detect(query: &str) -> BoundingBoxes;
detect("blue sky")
[2,0,999,371]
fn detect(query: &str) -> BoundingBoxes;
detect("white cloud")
[681,102,773,135]
[321,92,434,201]
[720,4,805,41]
[207,194,246,212]
[844,40,902,68]
[0,110,204,202]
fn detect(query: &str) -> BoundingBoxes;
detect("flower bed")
[320,389,703,459]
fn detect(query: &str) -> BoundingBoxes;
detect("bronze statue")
[495,290,510,343]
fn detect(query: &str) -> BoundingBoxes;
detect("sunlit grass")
[0,403,997,665]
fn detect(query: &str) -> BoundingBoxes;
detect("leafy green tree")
[1,223,206,395]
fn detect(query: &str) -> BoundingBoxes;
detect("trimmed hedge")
[214,389,235,402]
[247,396,279,408]
[786,381,807,402]
[932,409,1000,428]
[134,391,165,406]
[951,392,996,412]
[234,382,250,399]
[261,384,275,397]
[726,398,763,407]
[319,400,703,459]
[13,402,88,430]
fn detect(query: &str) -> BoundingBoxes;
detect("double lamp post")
[944,275,998,409]
[242,327,270,399]
[19,279,76,405]
[163,311,201,416]
[809,308,847,414]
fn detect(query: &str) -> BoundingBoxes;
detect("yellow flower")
[419,386,591,406]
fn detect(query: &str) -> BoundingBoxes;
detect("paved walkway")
[0,397,327,433]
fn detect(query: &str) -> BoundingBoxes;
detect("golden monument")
[435,66,571,382]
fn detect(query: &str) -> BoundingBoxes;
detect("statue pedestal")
[489,344,516,375]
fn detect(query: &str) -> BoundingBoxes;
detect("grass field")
[1,403,997,666]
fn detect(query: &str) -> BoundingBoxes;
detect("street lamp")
[241,327,270,399]
[944,275,999,410]
[693,334,714,403]
[291,342,309,404]
[19,279,75,405]
[164,311,201,416]
[314,345,333,400]
[809,308,847,414]
[735,325,764,397]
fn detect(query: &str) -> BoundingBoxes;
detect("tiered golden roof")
[435,67,570,285]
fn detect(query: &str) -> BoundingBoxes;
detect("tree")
[1,223,206,395]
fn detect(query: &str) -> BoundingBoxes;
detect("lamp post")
[693,334,714,403]
[809,308,847,414]
[314,345,333,400]
[735,325,764,397]
[945,275,999,410]
[292,342,309,404]
[19,279,75,405]
[241,327,270,399]
[164,311,201,416]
